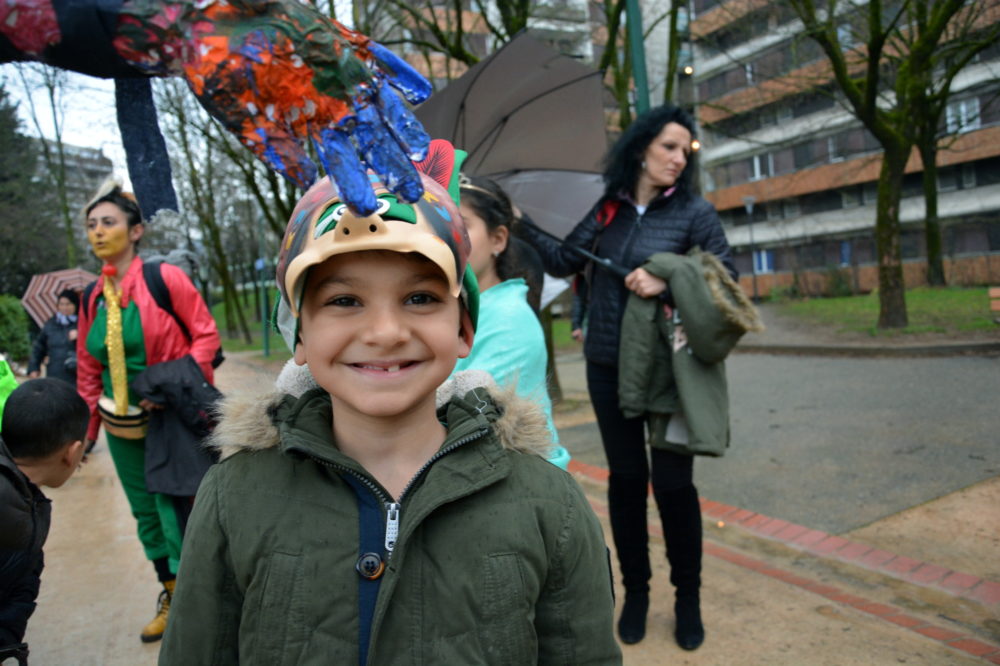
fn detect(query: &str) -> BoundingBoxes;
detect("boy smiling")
[295,250,473,498]
[159,141,620,665]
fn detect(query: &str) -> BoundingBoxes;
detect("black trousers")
[587,362,703,598]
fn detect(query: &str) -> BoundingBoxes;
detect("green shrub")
[825,266,854,298]
[768,283,800,302]
[0,295,30,361]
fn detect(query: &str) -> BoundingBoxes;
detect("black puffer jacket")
[27,316,77,385]
[519,191,735,367]
[0,438,51,645]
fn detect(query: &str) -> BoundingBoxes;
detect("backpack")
[82,261,225,369]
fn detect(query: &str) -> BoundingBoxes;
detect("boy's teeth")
[388,364,400,372]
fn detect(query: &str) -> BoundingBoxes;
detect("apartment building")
[33,138,114,209]
[688,0,1000,295]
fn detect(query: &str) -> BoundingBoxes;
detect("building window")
[782,198,801,218]
[828,136,844,162]
[748,153,772,181]
[962,164,977,189]
[754,249,775,274]
[938,167,959,192]
[744,63,755,85]
[839,240,852,267]
[841,187,861,207]
[862,182,878,205]
[946,98,980,134]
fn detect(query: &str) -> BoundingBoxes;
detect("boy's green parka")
[159,370,621,665]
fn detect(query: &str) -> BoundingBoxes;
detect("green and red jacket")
[76,255,220,441]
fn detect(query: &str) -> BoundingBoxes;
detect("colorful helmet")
[274,140,479,350]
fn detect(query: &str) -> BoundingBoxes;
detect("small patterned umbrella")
[21,267,98,328]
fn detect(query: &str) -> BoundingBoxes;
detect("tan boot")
[140,579,175,643]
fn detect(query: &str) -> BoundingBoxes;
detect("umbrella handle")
[519,218,630,280]
[571,247,631,279]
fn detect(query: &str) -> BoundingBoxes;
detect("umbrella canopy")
[21,267,98,328]
[415,32,608,239]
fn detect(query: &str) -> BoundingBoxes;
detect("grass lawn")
[210,292,289,359]
[775,286,997,336]
[551,317,582,353]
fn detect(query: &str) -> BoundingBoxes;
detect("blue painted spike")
[315,128,379,215]
[353,105,424,204]
[368,41,432,104]
[376,80,430,161]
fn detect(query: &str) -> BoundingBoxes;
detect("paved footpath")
[20,340,1000,664]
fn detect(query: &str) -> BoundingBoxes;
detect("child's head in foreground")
[2,378,88,487]
[274,140,479,419]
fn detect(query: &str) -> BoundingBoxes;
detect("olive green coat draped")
[618,249,764,457]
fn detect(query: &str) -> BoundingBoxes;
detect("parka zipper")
[306,426,489,561]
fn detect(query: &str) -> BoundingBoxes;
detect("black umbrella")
[415,32,609,241]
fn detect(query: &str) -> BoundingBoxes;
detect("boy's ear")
[63,439,85,469]
[293,339,307,366]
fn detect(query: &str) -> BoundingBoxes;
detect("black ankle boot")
[618,592,649,644]
[674,595,704,650]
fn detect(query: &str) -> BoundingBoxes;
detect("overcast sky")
[2,65,135,189]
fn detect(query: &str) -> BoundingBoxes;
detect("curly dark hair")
[602,104,699,201]
[57,288,80,310]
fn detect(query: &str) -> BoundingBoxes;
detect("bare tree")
[906,17,1000,285]
[11,63,78,266]
[155,79,254,342]
[783,0,997,327]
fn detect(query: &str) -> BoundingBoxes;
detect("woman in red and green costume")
[76,181,221,643]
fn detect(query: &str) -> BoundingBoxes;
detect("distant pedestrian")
[27,289,80,385]
[517,103,736,650]
[0,379,88,651]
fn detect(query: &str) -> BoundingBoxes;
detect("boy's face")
[294,250,473,421]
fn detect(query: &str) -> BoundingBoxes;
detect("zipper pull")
[384,502,401,553]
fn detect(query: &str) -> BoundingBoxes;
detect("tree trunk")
[918,141,945,286]
[875,148,909,329]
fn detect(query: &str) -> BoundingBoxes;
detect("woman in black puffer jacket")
[27,289,79,385]
[517,104,735,651]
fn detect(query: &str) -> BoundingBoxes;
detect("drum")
[98,395,149,439]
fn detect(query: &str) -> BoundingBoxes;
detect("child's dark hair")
[459,175,541,309]
[2,379,88,459]
[603,103,699,201]
[58,288,80,310]
[84,182,143,229]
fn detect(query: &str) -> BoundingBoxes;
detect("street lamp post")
[625,0,650,114]
[742,195,759,302]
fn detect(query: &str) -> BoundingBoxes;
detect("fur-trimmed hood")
[209,362,556,463]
